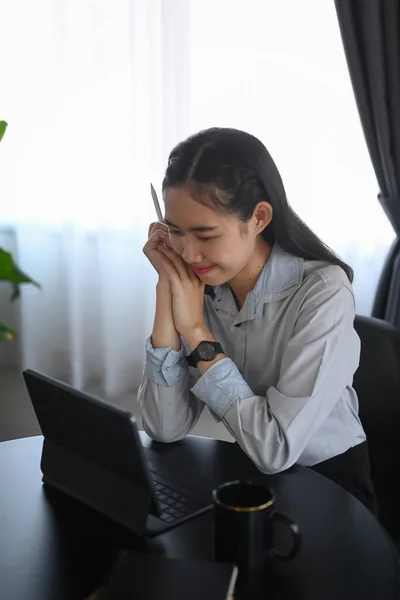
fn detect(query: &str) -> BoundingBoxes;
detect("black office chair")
[353,315,400,549]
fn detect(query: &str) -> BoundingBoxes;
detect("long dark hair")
[163,127,353,282]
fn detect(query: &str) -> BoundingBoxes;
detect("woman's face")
[164,187,259,285]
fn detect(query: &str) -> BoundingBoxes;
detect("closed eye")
[169,229,218,242]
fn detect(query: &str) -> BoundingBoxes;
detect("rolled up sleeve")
[138,337,204,443]
[191,358,253,418]
[144,336,188,386]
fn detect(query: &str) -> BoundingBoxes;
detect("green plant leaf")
[0,322,16,342]
[0,121,7,143]
[0,248,41,285]
[0,248,41,301]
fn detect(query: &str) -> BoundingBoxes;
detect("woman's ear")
[253,201,273,233]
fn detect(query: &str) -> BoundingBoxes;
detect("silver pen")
[150,183,163,221]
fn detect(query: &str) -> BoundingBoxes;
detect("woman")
[138,127,377,514]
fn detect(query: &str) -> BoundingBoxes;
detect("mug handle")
[269,512,302,561]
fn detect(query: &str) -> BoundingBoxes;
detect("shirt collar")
[210,243,304,324]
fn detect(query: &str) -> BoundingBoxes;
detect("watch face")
[198,342,216,361]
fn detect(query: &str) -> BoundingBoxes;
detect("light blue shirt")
[138,244,366,474]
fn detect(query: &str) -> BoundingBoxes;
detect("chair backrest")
[353,315,400,543]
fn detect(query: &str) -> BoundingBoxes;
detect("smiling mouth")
[190,265,215,275]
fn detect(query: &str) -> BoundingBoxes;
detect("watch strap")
[186,341,224,367]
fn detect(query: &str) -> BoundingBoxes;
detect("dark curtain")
[334,0,400,231]
[334,0,400,323]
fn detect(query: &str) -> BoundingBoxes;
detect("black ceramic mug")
[213,480,301,578]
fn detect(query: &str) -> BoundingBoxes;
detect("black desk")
[0,435,398,600]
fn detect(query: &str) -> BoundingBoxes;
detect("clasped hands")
[143,222,210,344]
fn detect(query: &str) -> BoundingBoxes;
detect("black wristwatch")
[186,341,224,367]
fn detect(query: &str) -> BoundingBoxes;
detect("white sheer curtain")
[0,0,190,396]
[0,0,395,398]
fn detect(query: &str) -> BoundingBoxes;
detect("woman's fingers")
[148,228,170,246]
[187,266,201,283]
[148,220,168,236]
[157,246,204,285]
[146,222,172,251]
[148,221,170,240]
[155,248,181,284]
[143,222,173,274]
[157,245,189,280]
